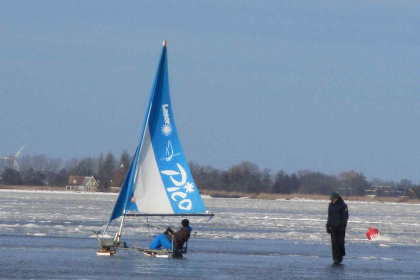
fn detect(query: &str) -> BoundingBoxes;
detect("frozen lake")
[0,190,419,279]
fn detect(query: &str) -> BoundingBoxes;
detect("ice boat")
[96,41,213,257]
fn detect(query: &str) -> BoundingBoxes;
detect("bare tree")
[190,162,230,191]
[338,170,370,196]
[229,161,264,193]
[111,150,132,188]
[45,158,63,173]
[69,157,95,176]
[97,152,116,190]
[297,171,337,195]
[273,170,290,194]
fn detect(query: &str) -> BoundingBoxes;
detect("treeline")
[190,161,420,198]
[1,152,419,198]
[0,152,131,191]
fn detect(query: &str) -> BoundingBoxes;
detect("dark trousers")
[330,227,346,261]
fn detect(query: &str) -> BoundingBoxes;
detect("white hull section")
[96,250,116,256]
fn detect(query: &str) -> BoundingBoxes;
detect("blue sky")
[1,1,419,183]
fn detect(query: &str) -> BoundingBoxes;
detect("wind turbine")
[0,145,25,171]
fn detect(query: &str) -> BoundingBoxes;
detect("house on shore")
[365,185,404,197]
[66,175,98,192]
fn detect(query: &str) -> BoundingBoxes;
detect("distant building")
[339,187,354,196]
[66,175,98,192]
[365,185,403,197]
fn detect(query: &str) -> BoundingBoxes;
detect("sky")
[1,1,419,183]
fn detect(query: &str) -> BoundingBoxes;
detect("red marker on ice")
[366,227,380,240]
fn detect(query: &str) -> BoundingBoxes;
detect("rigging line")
[141,220,169,231]
[127,247,138,256]
[147,216,151,241]
[205,215,214,223]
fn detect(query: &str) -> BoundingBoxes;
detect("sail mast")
[114,213,125,242]
[121,40,168,211]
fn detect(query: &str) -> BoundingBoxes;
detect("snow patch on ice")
[370,235,392,242]
[27,233,47,236]
[23,223,38,228]
[360,256,377,260]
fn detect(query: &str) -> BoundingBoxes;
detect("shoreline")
[200,190,419,204]
[1,185,418,204]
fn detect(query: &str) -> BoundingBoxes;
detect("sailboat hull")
[136,248,183,258]
[142,249,170,258]
[96,248,116,256]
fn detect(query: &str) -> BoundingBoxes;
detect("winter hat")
[330,192,339,201]
[181,219,189,227]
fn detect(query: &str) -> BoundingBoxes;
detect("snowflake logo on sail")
[183,182,195,193]
[161,124,172,136]
[161,104,172,136]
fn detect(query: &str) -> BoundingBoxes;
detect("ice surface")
[0,190,419,279]
[1,190,419,247]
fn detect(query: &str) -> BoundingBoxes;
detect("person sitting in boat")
[148,219,192,250]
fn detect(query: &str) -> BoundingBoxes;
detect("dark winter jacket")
[174,226,192,249]
[164,226,192,249]
[327,198,349,228]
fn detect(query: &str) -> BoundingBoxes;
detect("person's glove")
[166,227,174,234]
[326,224,331,234]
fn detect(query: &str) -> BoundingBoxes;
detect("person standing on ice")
[326,192,349,264]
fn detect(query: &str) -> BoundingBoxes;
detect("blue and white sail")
[106,41,210,229]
